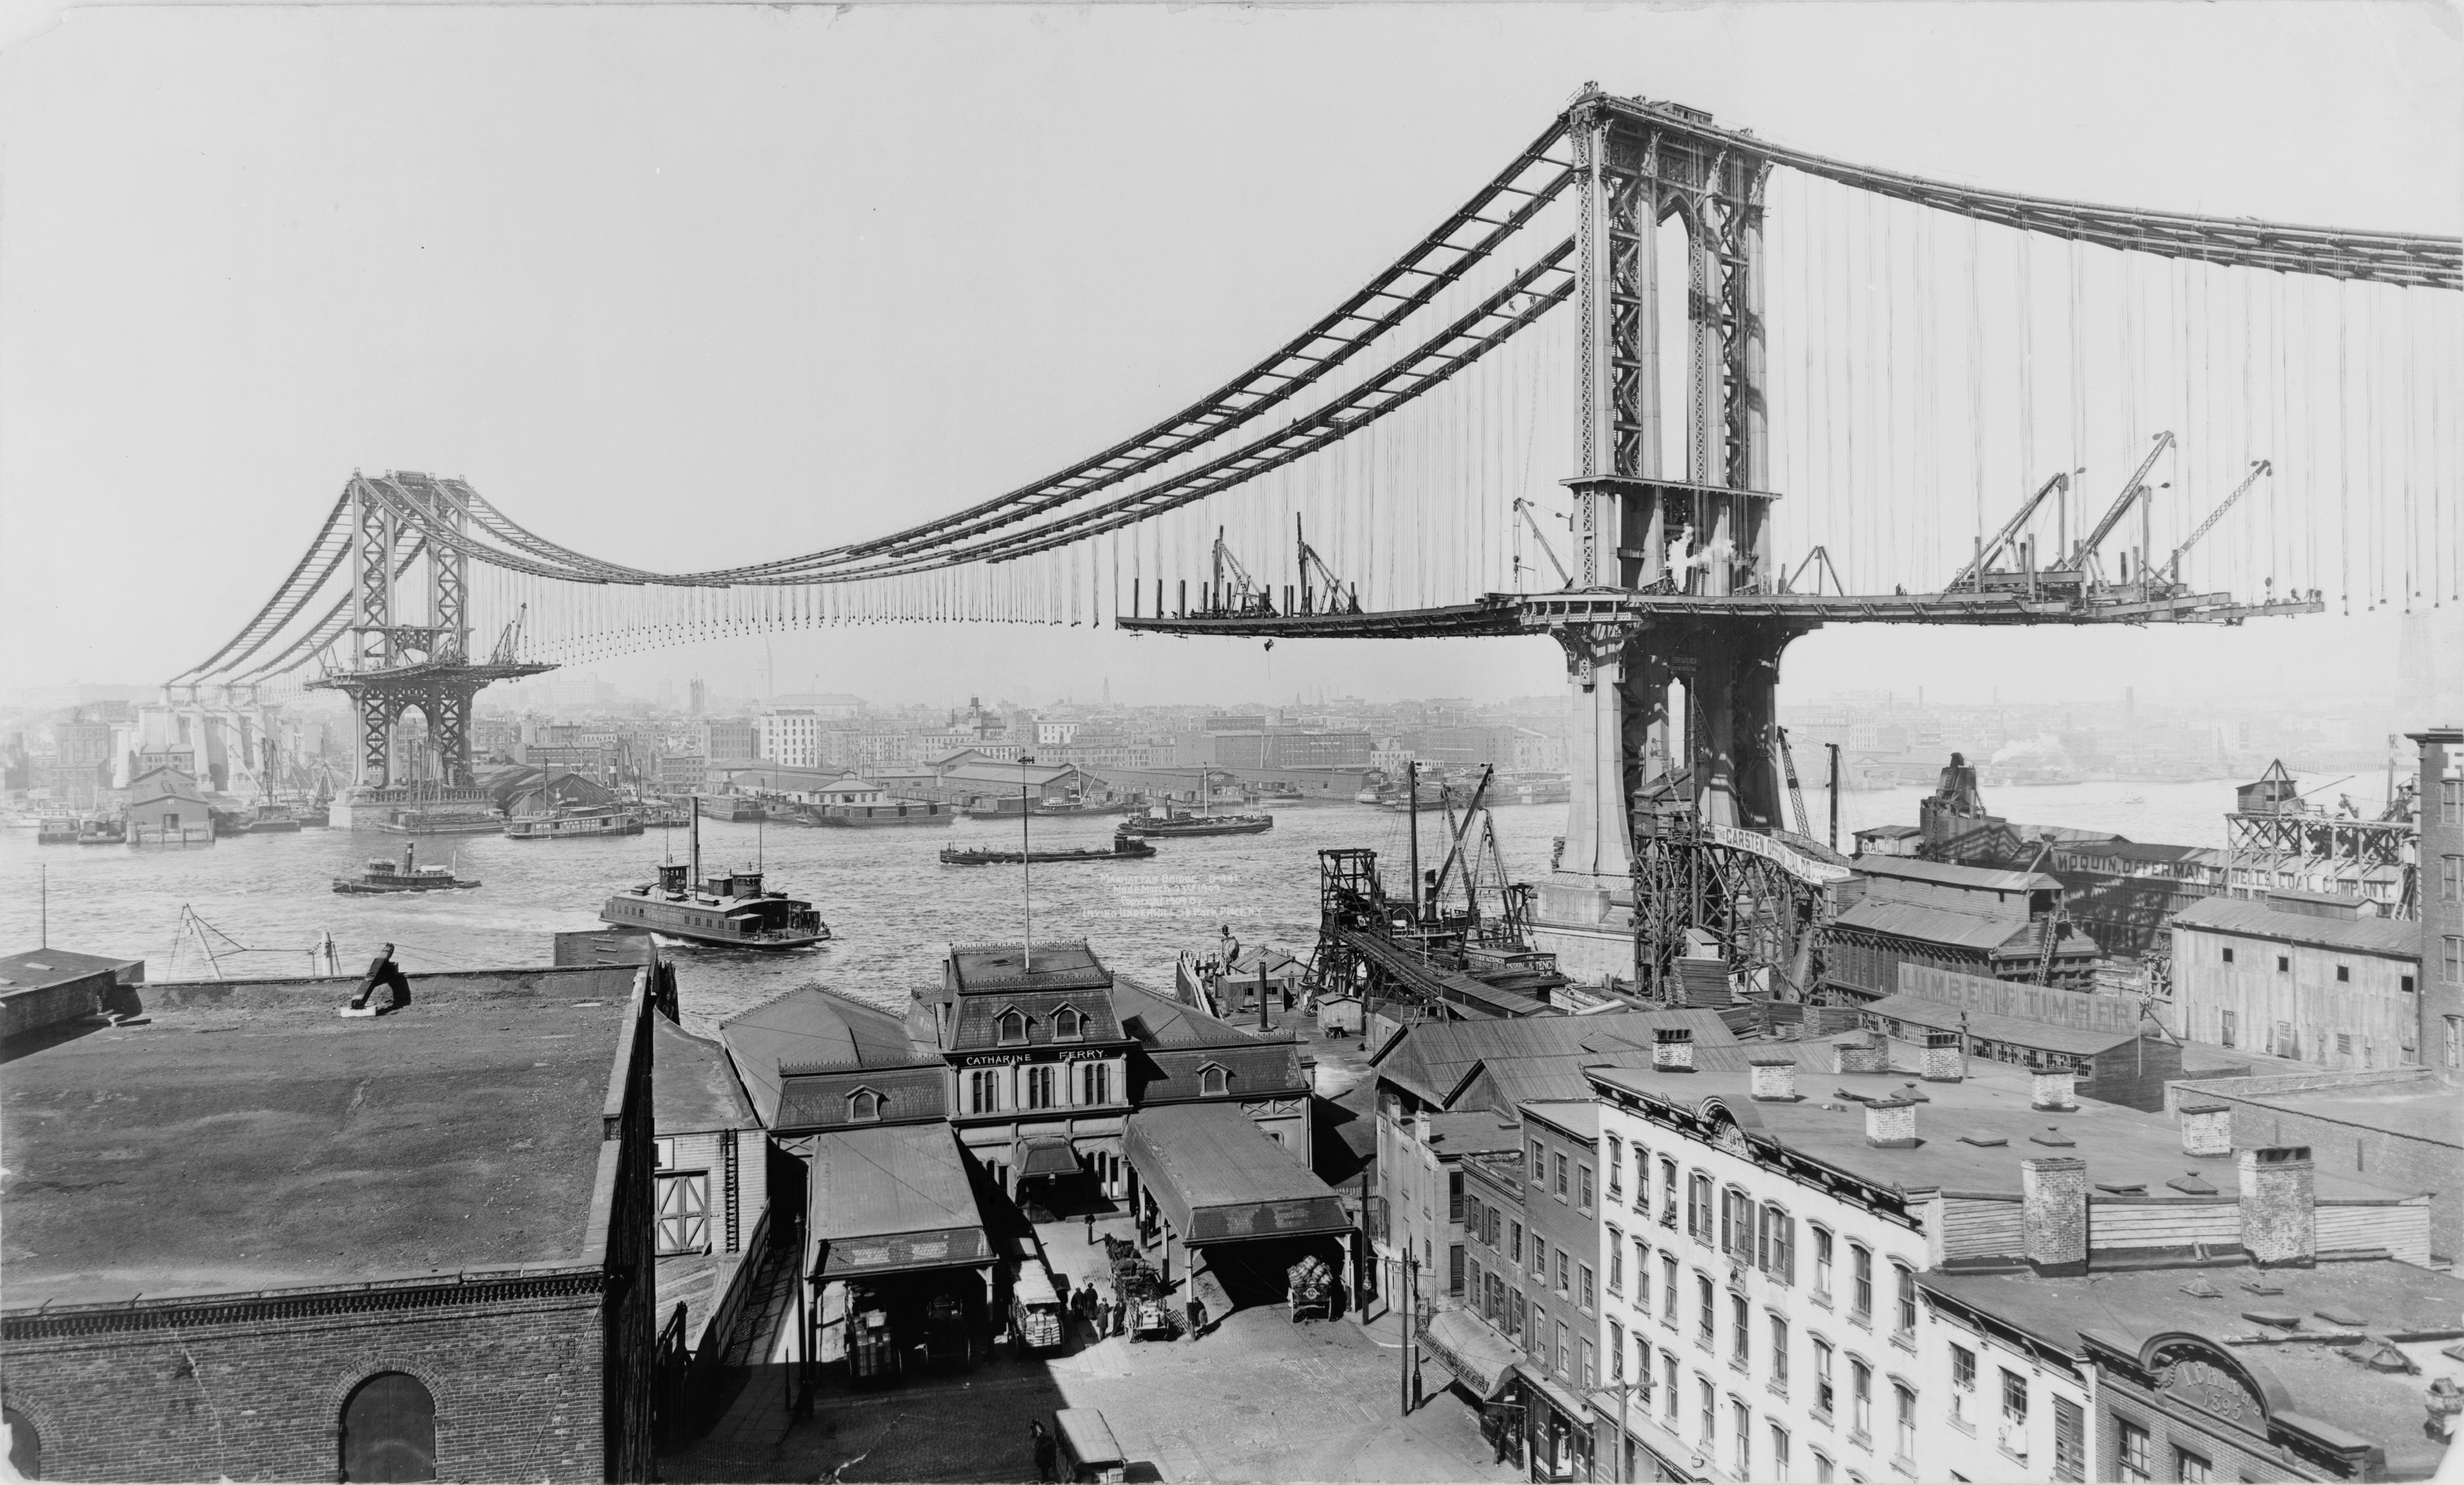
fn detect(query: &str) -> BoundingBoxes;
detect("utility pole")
[1826,743,1841,852]
[1400,1245,1418,1416]
[39,864,47,948]
[1020,754,1036,970]
[1405,760,1421,917]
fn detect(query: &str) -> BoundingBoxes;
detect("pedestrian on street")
[1185,1295,1206,1341]
[1029,1420,1056,1484]
[1085,1212,1096,1244]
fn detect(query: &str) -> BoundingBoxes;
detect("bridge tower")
[1525,95,1819,988]
[312,471,550,822]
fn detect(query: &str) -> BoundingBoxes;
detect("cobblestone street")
[663,1215,1520,1484]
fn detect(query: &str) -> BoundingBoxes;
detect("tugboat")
[333,842,480,894]
[1122,805,1272,838]
[600,802,829,949]
[938,830,1156,866]
[505,806,645,840]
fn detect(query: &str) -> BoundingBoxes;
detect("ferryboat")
[36,816,80,845]
[939,830,1156,866]
[505,806,644,841]
[333,843,480,894]
[808,800,957,827]
[600,803,829,949]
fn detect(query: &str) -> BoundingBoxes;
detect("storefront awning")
[807,1122,993,1282]
[1419,1308,1523,1402]
[1123,1103,1352,1244]
[1012,1135,1083,1179]
[1515,1363,1593,1427]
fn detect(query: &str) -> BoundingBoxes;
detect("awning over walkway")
[1011,1135,1083,1180]
[1515,1363,1593,1427]
[1123,1103,1352,1243]
[806,1122,992,1282]
[1419,1308,1523,1401]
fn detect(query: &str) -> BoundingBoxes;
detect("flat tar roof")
[1,965,643,1311]
[2221,1078,2464,1147]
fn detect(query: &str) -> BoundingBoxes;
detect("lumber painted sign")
[1899,964,2148,1036]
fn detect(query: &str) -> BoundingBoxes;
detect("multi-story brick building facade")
[0,963,658,1482]
[2414,728,2464,1083]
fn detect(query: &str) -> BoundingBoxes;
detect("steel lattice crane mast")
[1294,517,1358,614]
[2166,460,2272,581]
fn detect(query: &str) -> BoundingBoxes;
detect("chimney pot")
[2238,1145,2317,1268]
[1747,1052,1798,1103]
[1920,1029,1964,1083]
[2031,1069,2079,1112]
[1653,1026,1695,1072]
[2178,1101,2234,1159]
[2021,1156,2090,1275]
[1831,1029,1889,1076]
[1864,1096,1918,1149]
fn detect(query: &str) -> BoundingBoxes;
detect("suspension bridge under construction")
[167,86,2463,997]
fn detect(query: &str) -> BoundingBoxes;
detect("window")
[2219,1008,2238,1048]
[848,1089,882,1122]
[1849,1244,1873,1322]
[1054,1005,1084,1041]
[1530,1301,1546,1357]
[1770,1314,1790,1391]
[1813,1338,1835,1418]
[2221,945,2235,964]
[1689,1171,1714,1242]
[1893,1384,1917,1465]
[1770,1424,1791,1482]
[1557,1318,1571,1378]
[1606,1135,1624,1197]
[1607,1226,1625,1293]
[1662,1353,1680,1422]
[1698,1273,1716,1347]
[2443,856,2463,903]
[1511,1290,1527,1342]
[1579,1262,1597,1310]
[997,1010,1027,1045]
[968,1068,1000,1112]
[1734,1397,1753,1477]
[1660,1157,1680,1228]
[1487,1272,1505,1324]
[2448,1017,2463,1072]
[1635,1332,1654,1395]
[1610,1320,1626,1380]
[1893,1264,1916,1338]
[2336,964,2351,983]
[2446,936,2464,983]
[656,1170,710,1255]
[1531,1234,1547,1277]
[2176,1449,2211,1483]
[2277,954,2290,972]
[1634,1237,1653,1314]
[1999,1370,2029,1459]
[1849,1359,1872,1440]
[2446,779,2463,827]
[1023,1064,1058,1109]
[1579,1338,1596,1388]
[1949,1344,1976,1430]
[2053,1396,2086,1483]
[1760,1203,1796,1284]
[1508,1219,1523,1265]
[1814,1449,1834,1483]
[1450,1243,1465,1296]
[1467,1194,1485,1243]
[1812,1226,1835,1301]
[1556,1249,1570,1297]
[2116,1421,2151,1483]
[1731,1294,1750,1368]
[1699,1378,1716,1447]
[1662,1253,1678,1321]
[1200,1064,1229,1095]
[1554,1151,1570,1201]
[1579,1162,1595,1212]
[1449,1171,1464,1224]
[653,1136,677,1168]
[340,1372,438,1484]
[1531,1139,1547,1184]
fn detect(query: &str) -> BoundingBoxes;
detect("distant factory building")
[0,962,659,1482]
[2170,891,2422,1068]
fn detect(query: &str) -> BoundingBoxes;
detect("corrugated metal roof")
[1122,1103,1349,1243]
[1373,1008,1739,1112]
[1830,898,2034,952]
[1856,856,2061,893]
[2170,895,2419,956]
[1112,977,1293,1050]
[806,1122,986,1243]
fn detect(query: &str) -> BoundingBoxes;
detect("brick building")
[2415,728,2464,1082]
[0,963,657,1482]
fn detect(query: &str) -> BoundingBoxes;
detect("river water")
[0,775,2331,1035]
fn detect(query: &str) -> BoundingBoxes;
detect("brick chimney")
[1653,1027,1695,1072]
[1865,1095,1918,1149]
[1920,1030,1964,1083]
[2238,1146,2317,1267]
[2178,1101,2234,1159]
[1748,1051,1799,1103]
[1832,1029,1889,1076]
[2030,1069,2078,1112]
[2021,1156,2089,1276]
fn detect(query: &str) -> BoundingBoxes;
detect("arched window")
[5,1404,41,1482]
[1200,1064,1228,1096]
[997,1010,1028,1046]
[848,1089,882,1122]
[1054,1006,1083,1042]
[340,1372,436,1482]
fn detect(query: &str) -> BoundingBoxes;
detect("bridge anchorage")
[177,84,2455,994]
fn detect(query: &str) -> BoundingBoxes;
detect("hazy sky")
[2,1,2457,708]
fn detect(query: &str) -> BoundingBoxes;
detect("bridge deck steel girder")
[1111,586,2326,637]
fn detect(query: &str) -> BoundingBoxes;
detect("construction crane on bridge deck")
[2059,431,2175,585]
[1512,498,1571,590]
[1949,470,2076,590]
[1294,516,1360,615]
[1775,727,1813,839]
[2165,459,2272,582]
[1210,527,1273,616]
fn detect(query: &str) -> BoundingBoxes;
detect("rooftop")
[1123,1103,1350,1243]
[1854,856,2062,895]
[722,986,936,1124]
[1926,1257,2464,1482]
[1830,897,2042,954]
[1372,1008,1739,1112]
[2195,1072,2463,1148]
[1111,976,1295,1049]
[654,1014,758,1135]
[2170,895,2421,957]
[1,966,642,1311]
[0,947,141,992]
[946,941,1114,995]
[1862,991,2152,1056]
[1587,1047,2422,1205]
[806,1122,985,1245]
